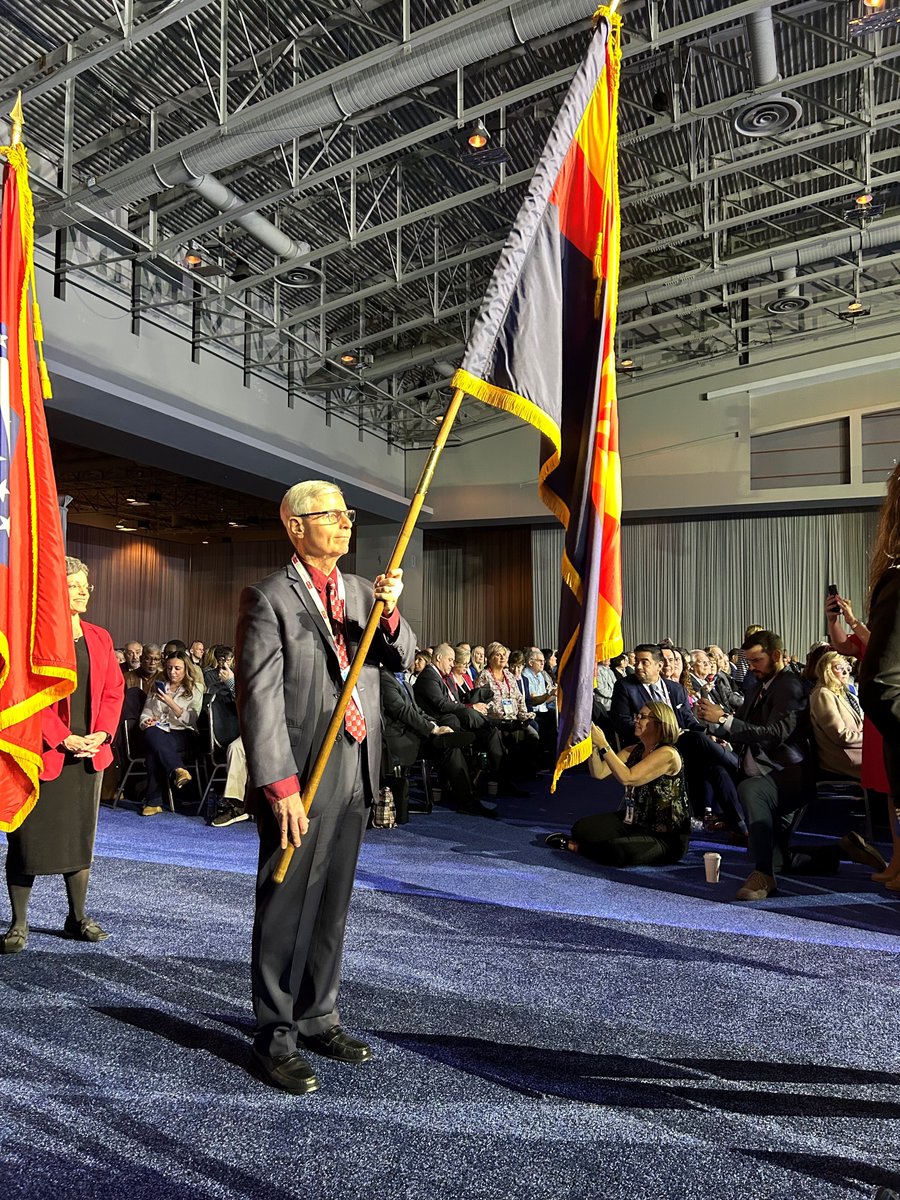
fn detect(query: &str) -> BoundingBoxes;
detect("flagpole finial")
[9,91,24,146]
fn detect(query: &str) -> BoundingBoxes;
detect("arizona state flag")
[0,136,76,831]
[452,7,623,788]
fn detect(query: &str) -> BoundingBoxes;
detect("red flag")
[0,140,76,832]
[452,7,623,789]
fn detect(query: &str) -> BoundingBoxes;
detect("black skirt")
[6,636,103,876]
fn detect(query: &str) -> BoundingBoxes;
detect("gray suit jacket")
[235,562,416,799]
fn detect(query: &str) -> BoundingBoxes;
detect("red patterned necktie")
[326,580,367,743]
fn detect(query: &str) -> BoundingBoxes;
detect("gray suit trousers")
[251,734,368,1057]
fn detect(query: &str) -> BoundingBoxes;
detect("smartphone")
[826,583,839,614]
[155,679,167,693]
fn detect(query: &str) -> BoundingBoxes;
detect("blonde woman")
[545,701,690,866]
[809,652,863,779]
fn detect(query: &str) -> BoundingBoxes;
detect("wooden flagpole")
[272,386,466,883]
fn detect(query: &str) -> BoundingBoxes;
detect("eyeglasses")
[68,581,94,594]
[634,712,654,722]
[296,509,357,525]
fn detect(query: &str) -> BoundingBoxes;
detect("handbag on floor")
[370,785,397,829]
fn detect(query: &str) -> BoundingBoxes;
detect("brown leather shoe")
[735,870,777,901]
[171,768,191,789]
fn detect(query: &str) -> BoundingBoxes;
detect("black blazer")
[380,670,434,767]
[726,668,811,775]
[610,675,701,743]
[413,664,486,732]
[859,566,900,798]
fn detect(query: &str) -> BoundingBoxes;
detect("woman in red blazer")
[1,557,124,954]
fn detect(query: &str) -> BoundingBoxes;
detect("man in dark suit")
[610,644,701,743]
[610,643,740,822]
[414,643,505,786]
[236,480,415,1095]
[697,630,814,902]
[379,669,486,817]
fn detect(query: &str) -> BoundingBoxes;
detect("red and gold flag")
[452,6,623,788]
[0,132,76,831]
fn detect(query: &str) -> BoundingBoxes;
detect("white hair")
[65,555,89,577]
[279,480,343,530]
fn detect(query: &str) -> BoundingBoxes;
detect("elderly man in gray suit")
[236,479,415,1095]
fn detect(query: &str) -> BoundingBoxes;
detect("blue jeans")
[143,726,192,802]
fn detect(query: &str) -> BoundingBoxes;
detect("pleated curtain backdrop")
[533,509,879,657]
[422,527,534,649]
[64,525,292,648]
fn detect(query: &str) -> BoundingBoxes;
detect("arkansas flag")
[0,140,75,831]
[452,6,623,789]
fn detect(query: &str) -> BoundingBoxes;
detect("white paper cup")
[704,852,722,883]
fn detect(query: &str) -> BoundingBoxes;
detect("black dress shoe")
[0,924,27,954]
[251,1047,319,1094]
[63,915,110,942]
[300,1025,372,1063]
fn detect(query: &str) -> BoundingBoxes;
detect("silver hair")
[65,555,89,577]
[279,480,343,529]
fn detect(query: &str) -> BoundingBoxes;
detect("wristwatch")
[597,746,608,758]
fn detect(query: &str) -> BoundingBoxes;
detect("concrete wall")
[408,326,900,524]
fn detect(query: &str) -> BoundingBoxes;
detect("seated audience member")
[545,702,689,866]
[609,644,701,743]
[660,646,679,682]
[696,630,814,900]
[379,668,492,819]
[468,644,486,683]
[138,651,204,816]
[449,646,476,697]
[508,651,527,700]
[188,640,205,667]
[610,652,628,679]
[802,642,832,693]
[115,648,126,665]
[625,651,636,675]
[523,649,557,712]
[477,642,535,726]
[123,643,163,697]
[408,648,431,684]
[122,641,142,673]
[593,658,616,727]
[728,648,745,681]
[202,646,250,827]
[414,643,506,790]
[541,649,558,680]
[810,652,863,779]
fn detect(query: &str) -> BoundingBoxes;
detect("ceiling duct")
[734,8,802,138]
[619,216,900,312]
[764,266,810,314]
[180,171,318,284]
[41,0,596,229]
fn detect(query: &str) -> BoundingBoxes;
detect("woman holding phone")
[138,650,204,816]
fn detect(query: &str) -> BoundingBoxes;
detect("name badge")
[623,802,635,825]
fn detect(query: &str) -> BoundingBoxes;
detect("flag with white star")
[0,142,76,831]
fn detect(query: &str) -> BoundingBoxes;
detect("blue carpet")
[2,775,899,1200]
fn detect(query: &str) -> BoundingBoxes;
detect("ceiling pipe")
[734,8,802,137]
[180,171,312,277]
[619,217,900,313]
[41,0,597,228]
